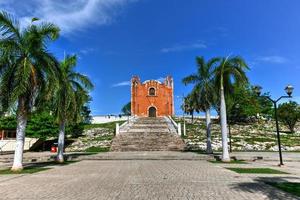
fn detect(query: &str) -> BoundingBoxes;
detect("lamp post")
[253,84,294,166]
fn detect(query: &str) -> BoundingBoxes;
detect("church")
[131,76,174,117]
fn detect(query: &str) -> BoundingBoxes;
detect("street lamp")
[253,84,294,166]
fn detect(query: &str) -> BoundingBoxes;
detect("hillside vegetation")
[176,117,300,152]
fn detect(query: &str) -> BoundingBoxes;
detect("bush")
[26,112,58,139]
[277,101,300,133]
[85,146,110,152]
[0,112,85,139]
[0,116,17,130]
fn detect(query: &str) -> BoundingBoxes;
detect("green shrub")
[277,101,300,133]
[0,112,85,139]
[85,146,110,152]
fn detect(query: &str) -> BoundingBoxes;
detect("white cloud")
[256,56,288,64]
[80,47,96,55]
[112,81,131,87]
[156,77,165,83]
[0,0,136,35]
[161,41,207,53]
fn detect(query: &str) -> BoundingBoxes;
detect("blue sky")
[2,0,300,115]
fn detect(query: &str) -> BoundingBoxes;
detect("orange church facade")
[131,76,174,117]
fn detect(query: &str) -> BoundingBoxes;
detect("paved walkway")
[0,158,299,199]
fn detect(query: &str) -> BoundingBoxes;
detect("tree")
[121,102,131,116]
[26,111,58,139]
[0,115,17,130]
[277,101,300,133]
[226,84,273,123]
[214,56,249,161]
[0,12,60,171]
[81,105,92,124]
[182,56,219,154]
[0,111,86,140]
[52,55,93,163]
[181,92,198,123]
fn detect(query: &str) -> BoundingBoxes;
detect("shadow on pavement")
[230,177,300,200]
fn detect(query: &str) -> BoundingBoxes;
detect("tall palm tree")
[0,11,60,171]
[214,56,249,161]
[53,55,93,163]
[182,56,218,154]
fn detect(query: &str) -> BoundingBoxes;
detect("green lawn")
[226,167,288,174]
[265,182,300,197]
[84,146,110,153]
[83,121,126,131]
[0,167,50,175]
[209,160,247,164]
[0,160,80,175]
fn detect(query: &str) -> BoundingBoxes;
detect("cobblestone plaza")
[0,156,299,200]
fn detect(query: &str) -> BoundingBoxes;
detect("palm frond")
[69,72,94,90]
[182,74,199,85]
[33,22,60,41]
[0,11,20,40]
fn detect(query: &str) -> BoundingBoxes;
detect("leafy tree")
[182,56,218,154]
[0,112,85,140]
[81,105,92,124]
[226,84,273,123]
[214,56,249,161]
[257,92,274,118]
[0,116,17,130]
[0,11,60,171]
[26,112,58,139]
[52,55,93,163]
[277,101,300,133]
[121,102,131,116]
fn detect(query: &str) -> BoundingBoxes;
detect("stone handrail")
[116,116,136,135]
[167,116,181,136]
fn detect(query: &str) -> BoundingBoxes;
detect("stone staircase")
[111,117,185,151]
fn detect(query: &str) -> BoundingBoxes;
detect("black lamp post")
[253,84,294,166]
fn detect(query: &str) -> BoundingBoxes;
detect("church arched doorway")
[148,107,157,117]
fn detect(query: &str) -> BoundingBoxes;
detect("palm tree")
[181,93,198,123]
[0,11,60,171]
[53,55,93,163]
[182,57,219,154]
[214,56,249,161]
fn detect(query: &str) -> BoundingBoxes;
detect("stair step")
[111,117,185,152]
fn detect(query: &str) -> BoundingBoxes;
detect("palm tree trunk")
[57,120,66,163]
[205,108,213,154]
[11,98,28,171]
[220,88,230,162]
[191,111,194,123]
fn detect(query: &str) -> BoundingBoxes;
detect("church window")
[149,88,156,96]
